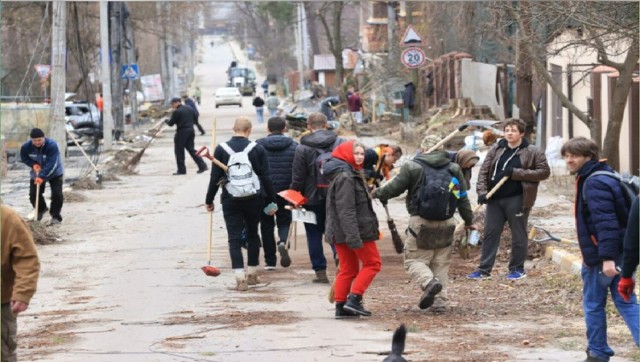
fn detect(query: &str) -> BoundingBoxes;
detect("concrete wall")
[1,103,51,153]
[545,31,636,173]
[460,59,504,119]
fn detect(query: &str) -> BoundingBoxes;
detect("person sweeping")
[323,140,381,318]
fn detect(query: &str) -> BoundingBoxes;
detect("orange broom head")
[201,265,221,277]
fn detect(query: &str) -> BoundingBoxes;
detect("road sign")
[34,64,51,79]
[400,25,423,47]
[401,47,427,68]
[121,64,140,79]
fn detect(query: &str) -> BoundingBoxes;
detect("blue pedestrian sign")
[121,64,140,79]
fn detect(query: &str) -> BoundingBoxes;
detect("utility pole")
[166,3,176,99]
[100,0,113,150]
[109,2,124,141]
[405,2,421,115]
[387,1,397,64]
[296,3,304,94]
[50,1,66,157]
[157,2,169,105]
[123,3,137,126]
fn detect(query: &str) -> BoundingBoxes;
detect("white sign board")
[140,74,164,102]
[401,47,427,69]
[34,64,51,79]
[401,25,423,47]
[291,209,316,224]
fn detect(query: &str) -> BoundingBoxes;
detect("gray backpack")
[220,142,261,199]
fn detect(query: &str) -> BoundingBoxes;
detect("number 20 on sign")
[401,47,427,68]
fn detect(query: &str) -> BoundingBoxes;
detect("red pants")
[334,242,382,303]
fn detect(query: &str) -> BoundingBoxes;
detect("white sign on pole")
[140,74,164,102]
[401,47,427,69]
[400,25,423,47]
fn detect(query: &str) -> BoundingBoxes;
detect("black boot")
[335,302,359,319]
[344,293,371,317]
[419,278,442,310]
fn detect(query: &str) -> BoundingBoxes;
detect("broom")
[126,119,166,171]
[201,118,222,277]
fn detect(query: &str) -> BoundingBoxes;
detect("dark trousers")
[174,129,206,174]
[194,120,205,135]
[477,194,530,274]
[30,174,63,220]
[222,196,263,269]
[260,197,292,267]
[302,203,336,271]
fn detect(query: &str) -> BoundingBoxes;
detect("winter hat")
[30,128,45,138]
[331,140,363,170]
[420,135,442,152]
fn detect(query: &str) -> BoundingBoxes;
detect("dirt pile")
[27,220,61,244]
[70,176,103,190]
[63,190,89,202]
[100,148,140,175]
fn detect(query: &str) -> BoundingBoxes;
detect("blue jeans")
[269,109,277,117]
[255,107,264,124]
[302,204,335,271]
[582,263,639,360]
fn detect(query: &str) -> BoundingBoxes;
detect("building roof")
[314,55,336,71]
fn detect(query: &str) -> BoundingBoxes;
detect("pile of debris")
[28,220,61,244]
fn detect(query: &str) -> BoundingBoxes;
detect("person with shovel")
[372,135,475,313]
[205,117,277,291]
[20,128,64,224]
[363,145,403,185]
[467,118,550,281]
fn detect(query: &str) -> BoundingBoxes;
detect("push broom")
[200,118,221,277]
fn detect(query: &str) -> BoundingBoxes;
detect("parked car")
[214,87,243,108]
[65,101,100,128]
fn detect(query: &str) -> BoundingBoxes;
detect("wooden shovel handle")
[486,176,509,199]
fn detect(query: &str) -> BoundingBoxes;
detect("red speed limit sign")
[401,47,427,68]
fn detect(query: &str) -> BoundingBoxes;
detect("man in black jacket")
[205,116,277,291]
[165,97,208,175]
[182,94,205,135]
[257,117,298,269]
[291,112,343,283]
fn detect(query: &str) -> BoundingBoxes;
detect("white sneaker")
[264,266,276,271]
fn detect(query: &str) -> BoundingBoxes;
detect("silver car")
[215,87,242,108]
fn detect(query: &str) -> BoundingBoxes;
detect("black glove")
[503,167,514,177]
[164,118,170,126]
[478,194,488,205]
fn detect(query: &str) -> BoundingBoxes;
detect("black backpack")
[581,171,640,224]
[412,159,458,221]
[314,138,342,197]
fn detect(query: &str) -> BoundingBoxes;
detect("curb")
[545,245,582,275]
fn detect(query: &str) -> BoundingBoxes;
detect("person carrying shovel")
[20,128,64,224]
[372,135,475,313]
[466,118,550,281]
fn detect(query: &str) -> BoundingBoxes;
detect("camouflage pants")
[404,215,456,307]
[1,304,17,362]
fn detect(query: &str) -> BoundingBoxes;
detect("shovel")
[201,210,221,277]
[426,119,500,153]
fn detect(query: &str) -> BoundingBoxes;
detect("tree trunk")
[515,3,534,135]
[304,2,320,56]
[109,2,124,140]
[601,39,639,170]
[332,3,344,88]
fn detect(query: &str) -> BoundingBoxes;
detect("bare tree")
[317,2,345,88]
[501,2,639,169]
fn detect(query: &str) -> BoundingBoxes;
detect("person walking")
[164,97,208,175]
[347,90,363,124]
[256,117,298,269]
[266,92,279,117]
[182,94,205,136]
[324,140,381,318]
[2,204,40,361]
[261,80,269,97]
[20,128,64,224]
[467,118,550,280]
[194,87,202,105]
[252,95,266,124]
[205,117,277,291]
[290,112,343,283]
[372,135,475,313]
[561,137,639,361]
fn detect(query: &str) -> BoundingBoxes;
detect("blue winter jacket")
[575,160,629,266]
[20,138,64,180]
[257,134,298,193]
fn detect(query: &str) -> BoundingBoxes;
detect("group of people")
[252,91,280,124]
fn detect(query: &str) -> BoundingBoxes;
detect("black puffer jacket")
[256,134,298,193]
[323,158,379,249]
[290,130,343,206]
